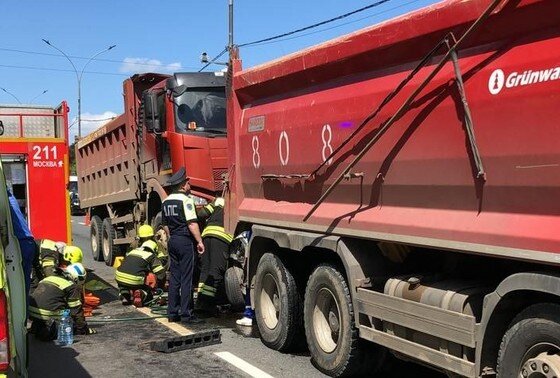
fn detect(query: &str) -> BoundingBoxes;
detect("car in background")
[69,175,84,215]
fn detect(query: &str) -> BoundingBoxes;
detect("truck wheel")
[225,265,245,312]
[101,218,118,267]
[90,215,103,261]
[304,265,384,377]
[497,303,560,378]
[254,253,303,352]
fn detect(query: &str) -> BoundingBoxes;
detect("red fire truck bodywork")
[227,1,560,376]
[0,103,71,243]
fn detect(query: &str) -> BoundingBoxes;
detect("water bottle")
[56,309,73,346]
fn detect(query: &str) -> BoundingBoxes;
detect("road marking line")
[79,222,86,225]
[214,352,274,378]
[134,306,194,336]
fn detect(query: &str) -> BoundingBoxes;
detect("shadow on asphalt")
[28,335,92,378]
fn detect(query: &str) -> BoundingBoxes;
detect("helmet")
[138,225,155,238]
[66,263,87,283]
[55,241,67,252]
[63,246,83,264]
[214,197,225,207]
[141,240,158,254]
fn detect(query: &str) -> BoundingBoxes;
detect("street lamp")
[29,89,48,104]
[41,39,116,138]
[0,87,22,104]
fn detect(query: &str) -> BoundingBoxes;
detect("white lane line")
[78,222,86,225]
[134,306,194,336]
[214,352,274,378]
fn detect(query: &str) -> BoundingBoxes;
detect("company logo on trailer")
[488,67,560,95]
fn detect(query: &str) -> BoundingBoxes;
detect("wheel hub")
[521,352,560,378]
[313,288,341,354]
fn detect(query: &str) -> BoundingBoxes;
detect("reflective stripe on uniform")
[197,283,217,297]
[115,270,144,286]
[43,275,73,291]
[201,225,233,243]
[68,299,82,308]
[41,259,56,268]
[128,249,154,261]
[153,265,165,274]
[204,204,214,214]
[29,306,61,320]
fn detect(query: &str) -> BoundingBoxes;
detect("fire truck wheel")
[101,218,118,267]
[90,215,103,261]
[497,303,560,378]
[254,253,303,352]
[304,265,385,377]
[225,265,245,311]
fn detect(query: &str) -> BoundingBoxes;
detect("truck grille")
[213,168,227,192]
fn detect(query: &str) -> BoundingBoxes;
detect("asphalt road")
[28,216,445,378]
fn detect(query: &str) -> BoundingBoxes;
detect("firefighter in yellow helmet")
[115,240,166,307]
[36,239,66,278]
[62,245,83,265]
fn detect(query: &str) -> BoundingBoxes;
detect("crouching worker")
[36,239,66,278]
[29,263,95,341]
[115,240,165,307]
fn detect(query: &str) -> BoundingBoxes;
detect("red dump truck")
[226,0,560,376]
[76,72,227,266]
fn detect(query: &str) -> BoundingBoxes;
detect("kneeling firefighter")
[196,197,233,309]
[115,240,165,307]
[29,263,95,340]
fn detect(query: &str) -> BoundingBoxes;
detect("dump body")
[0,103,71,242]
[228,0,560,262]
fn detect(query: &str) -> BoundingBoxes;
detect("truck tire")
[225,265,245,311]
[90,215,103,261]
[254,253,303,352]
[304,265,385,377]
[497,303,560,378]
[151,211,168,257]
[101,218,118,267]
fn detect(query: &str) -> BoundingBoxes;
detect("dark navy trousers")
[167,235,195,320]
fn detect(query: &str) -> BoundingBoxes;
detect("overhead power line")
[244,0,425,47]
[198,48,228,72]
[0,63,127,77]
[0,47,198,70]
[239,0,391,47]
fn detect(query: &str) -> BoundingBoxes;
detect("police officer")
[196,197,233,310]
[29,263,95,340]
[162,167,205,324]
[115,240,165,307]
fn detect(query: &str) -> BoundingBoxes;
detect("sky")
[0,0,440,141]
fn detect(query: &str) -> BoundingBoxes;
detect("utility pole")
[229,0,234,51]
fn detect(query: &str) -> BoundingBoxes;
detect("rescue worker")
[29,262,95,340]
[196,197,232,311]
[36,239,66,278]
[7,189,36,303]
[115,240,165,307]
[162,167,205,324]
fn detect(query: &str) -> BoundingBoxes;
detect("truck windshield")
[175,89,226,134]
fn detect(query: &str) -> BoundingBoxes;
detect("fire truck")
[0,103,71,243]
[76,72,227,266]
[226,0,560,376]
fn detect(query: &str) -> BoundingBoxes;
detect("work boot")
[133,290,143,307]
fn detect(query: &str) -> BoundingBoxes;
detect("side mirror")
[142,92,161,133]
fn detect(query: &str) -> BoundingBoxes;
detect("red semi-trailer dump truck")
[76,72,227,266]
[226,0,560,376]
